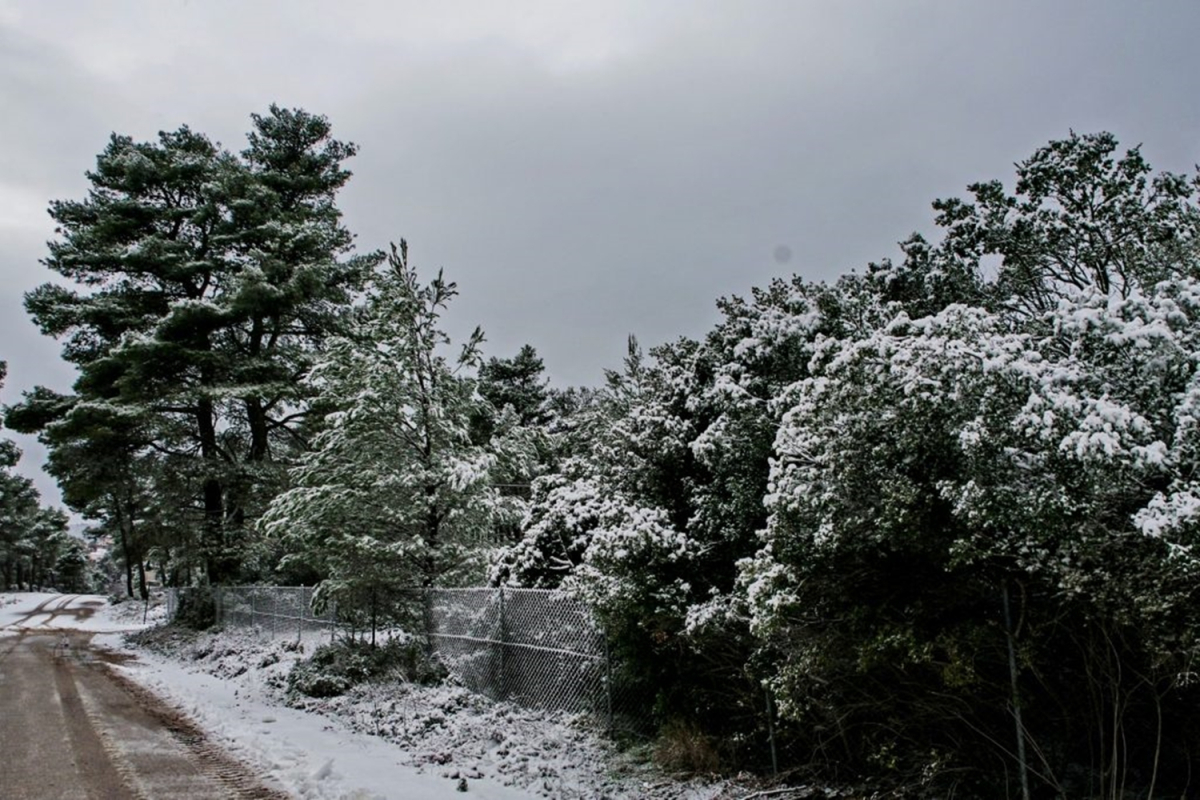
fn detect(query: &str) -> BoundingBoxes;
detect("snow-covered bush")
[261,243,526,637]
[287,638,446,699]
[741,134,1200,793]
[498,131,1200,793]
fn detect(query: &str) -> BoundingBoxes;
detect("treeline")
[9,110,1200,795]
[7,107,377,596]
[0,363,87,591]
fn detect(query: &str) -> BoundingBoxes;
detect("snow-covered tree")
[19,107,378,583]
[493,289,858,752]
[477,344,551,428]
[496,131,1200,790]
[261,242,532,634]
[740,134,1200,792]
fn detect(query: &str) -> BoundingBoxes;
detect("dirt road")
[0,594,289,799]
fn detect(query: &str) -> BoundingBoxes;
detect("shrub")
[653,720,720,775]
[286,637,446,698]
[174,587,217,630]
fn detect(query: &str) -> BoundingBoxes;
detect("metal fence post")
[765,686,779,777]
[604,634,614,736]
[498,587,508,702]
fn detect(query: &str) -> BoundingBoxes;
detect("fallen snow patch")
[122,626,748,799]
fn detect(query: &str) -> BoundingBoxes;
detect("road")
[0,594,289,799]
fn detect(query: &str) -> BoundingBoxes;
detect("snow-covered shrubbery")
[287,638,445,699]
[494,132,1200,795]
[130,626,752,799]
[146,130,1200,796]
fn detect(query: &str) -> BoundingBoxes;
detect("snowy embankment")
[1,591,760,798]
[97,600,747,800]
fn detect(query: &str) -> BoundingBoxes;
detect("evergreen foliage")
[0,362,73,590]
[12,107,378,585]
[497,132,1200,792]
[259,242,535,636]
[11,109,1200,793]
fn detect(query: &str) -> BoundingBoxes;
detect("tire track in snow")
[97,662,292,799]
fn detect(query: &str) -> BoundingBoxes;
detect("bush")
[653,720,720,775]
[286,637,446,698]
[174,587,217,630]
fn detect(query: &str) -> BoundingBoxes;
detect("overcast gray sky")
[3,0,1199,509]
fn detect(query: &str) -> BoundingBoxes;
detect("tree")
[930,130,1199,315]
[261,242,531,636]
[54,535,92,592]
[495,131,1200,790]
[493,280,877,760]
[0,362,70,590]
[477,344,550,428]
[6,390,163,598]
[20,106,378,583]
[0,437,44,589]
[739,134,1200,793]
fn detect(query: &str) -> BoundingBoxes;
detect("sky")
[2,0,1199,509]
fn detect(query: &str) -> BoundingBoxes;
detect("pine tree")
[19,107,378,582]
[0,362,67,590]
[261,242,529,632]
[478,344,550,427]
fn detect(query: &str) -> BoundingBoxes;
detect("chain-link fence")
[221,586,341,643]
[166,585,615,725]
[426,588,609,717]
[167,586,340,644]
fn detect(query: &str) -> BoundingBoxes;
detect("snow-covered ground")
[0,591,157,634]
[2,592,755,799]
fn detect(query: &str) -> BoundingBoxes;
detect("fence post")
[423,588,435,657]
[498,587,508,702]
[298,587,304,644]
[765,686,779,777]
[604,634,614,736]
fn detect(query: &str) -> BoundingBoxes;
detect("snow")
[121,626,737,800]
[0,591,157,635]
[105,639,531,800]
[1,592,745,799]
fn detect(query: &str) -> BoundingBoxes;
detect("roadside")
[0,593,287,799]
[2,592,815,800]
[121,619,749,800]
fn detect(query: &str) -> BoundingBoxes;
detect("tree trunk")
[136,557,148,601]
[124,496,150,601]
[113,495,135,598]
[245,315,271,463]
[124,555,135,598]
[196,396,228,582]
[1003,582,1031,800]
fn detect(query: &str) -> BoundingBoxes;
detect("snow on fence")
[166,585,614,725]
[426,587,610,718]
[167,585,340,642]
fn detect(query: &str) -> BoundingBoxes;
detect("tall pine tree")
[19,106,378,583]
